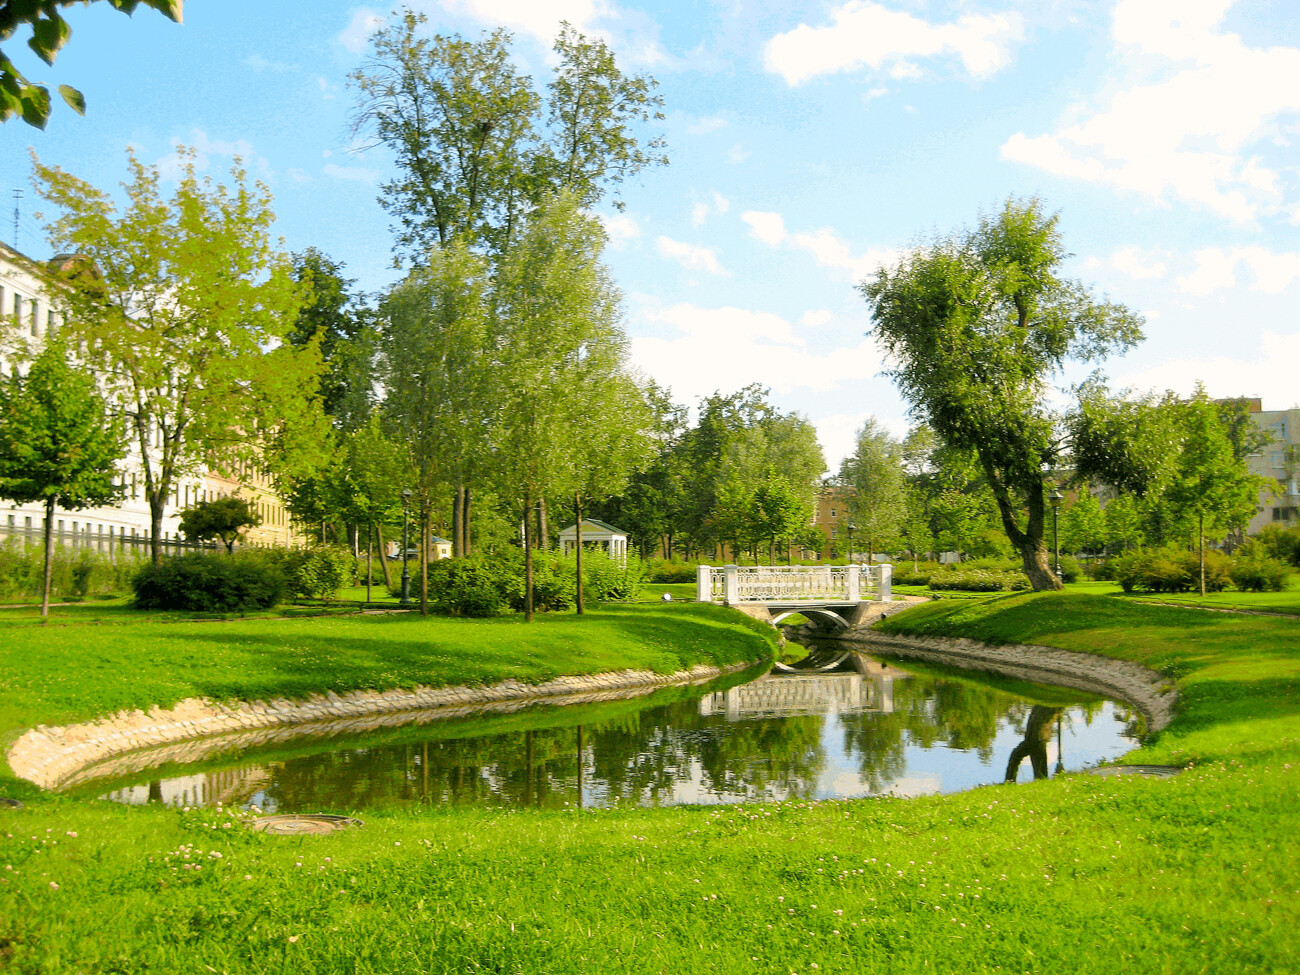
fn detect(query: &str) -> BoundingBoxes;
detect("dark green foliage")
[274,546,354,601]
[1254,524,1300,568]
[645,559,698,583]
[424,557,509,617]
[177,496,260,553]
[131,553,286,612]
[1229,556,1292,593]
[1111,547,1231,594]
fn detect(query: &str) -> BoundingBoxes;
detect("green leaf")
[28,14,71,66]
[58,84,85,115]
[19,83,50,129]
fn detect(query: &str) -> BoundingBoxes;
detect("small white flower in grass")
[65,831,77,838]
[244,875,252,881]
[49,881,58,890]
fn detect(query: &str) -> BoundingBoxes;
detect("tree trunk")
[376,523,394,589]
[523,490,534,623]
[149,492,166,565]
[452,484,464,558]
[982,461,1061,592]
[366,523,373,604]
[538,497,549,551]
[41,497,56,618]
[1199,510,1206,597]
[419,503,429,616]
[575,491,584,615]
[463,487,472,555]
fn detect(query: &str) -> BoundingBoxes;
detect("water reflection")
[97,655,1139,812]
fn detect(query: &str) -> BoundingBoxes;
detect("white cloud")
[764,1,1024,86]
[656,236,728,275]
[742,209,898,281]
[686,115,728,136]
[1175,246,1300,296]
[599,212,641,249]
[323,162,380,183]
[800,309,833,328]
[1109,246,1170,281]
[338,9,385,53]
[244,53,293,72]
[726,144,751,165]
[1001,0,1300,223]
[155,130,270,182]
[629,301,886,409]
[1117,329,1300,409]
[690,191,730,228]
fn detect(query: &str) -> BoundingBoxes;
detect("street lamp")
[1048,489,1064,582]
[400,488,413,607]
[846,523,857,564]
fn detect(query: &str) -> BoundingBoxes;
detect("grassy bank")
[0,603,777,794]
[2,594,1299,973]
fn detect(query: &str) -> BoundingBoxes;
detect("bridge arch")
[770,607,851,632]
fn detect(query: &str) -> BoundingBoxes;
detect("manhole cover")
[0,797,23,809]
[248,814,363,835]
[1088,764,1183,779]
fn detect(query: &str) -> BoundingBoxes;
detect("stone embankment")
[9,659,763,791]
[838,629,1177,732]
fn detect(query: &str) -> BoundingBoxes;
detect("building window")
[1271,452,1285,468]
[830,509,836,518]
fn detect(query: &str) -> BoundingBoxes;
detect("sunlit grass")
[2,592,1299,972]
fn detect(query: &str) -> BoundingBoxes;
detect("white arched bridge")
[696,562,897,632]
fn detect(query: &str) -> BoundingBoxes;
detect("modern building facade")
[1245,399,1300,535]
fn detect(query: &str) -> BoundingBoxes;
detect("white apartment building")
[1246,399,1300,535]
[0,240,300,555]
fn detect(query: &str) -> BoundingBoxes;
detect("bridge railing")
[697,563,892,603]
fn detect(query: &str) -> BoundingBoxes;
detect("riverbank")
[2,593,1298,973]
[0,603,779,794]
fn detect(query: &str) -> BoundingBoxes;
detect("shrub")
[645,559,698,584]
[1057,553,1083,584]
[892,562,942,587]
[1254,525,1300,568]
[1111,547,1230,593]
[425,557,509,617]
[1230,556,1292,592]
[0,539,147,600]
[131,552,286,612]
[580,549,646,602]
[277,546,354,600]
[928,567,1030,592]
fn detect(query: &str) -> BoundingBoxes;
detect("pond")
[80,649,1143,813]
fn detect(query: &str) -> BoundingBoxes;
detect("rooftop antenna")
[11,189,21,250]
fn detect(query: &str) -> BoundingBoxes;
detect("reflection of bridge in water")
[698,664,910,721]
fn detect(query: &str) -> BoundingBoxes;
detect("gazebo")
[558,519,629,559]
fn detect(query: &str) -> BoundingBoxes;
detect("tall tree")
[0,342,124,616]
[862,198,1143,590]
[1,0,182,128]
[839,417,907,564]
[380,240,492,613]
[1166,386,1263,595]
[33,146,325,563]
[289,248,373,428]
[349,10,665,264]
[490,191,624,621]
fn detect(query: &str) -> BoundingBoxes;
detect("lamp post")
[1048,489,1064,583]
[846,523,856,564]
[400,488,413,607]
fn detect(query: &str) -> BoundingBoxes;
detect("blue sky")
[4,0,1298,471]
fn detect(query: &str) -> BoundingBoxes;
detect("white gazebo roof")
[557,519,627,541]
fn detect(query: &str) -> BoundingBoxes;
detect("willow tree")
[33,146,324,563]
[862,199,1143,590]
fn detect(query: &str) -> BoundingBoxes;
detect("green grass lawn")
[2,594,1299,973]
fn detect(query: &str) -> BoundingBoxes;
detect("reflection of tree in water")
[1003,706,1064,782]
[587,701,827,803]
[838,671,1035,791]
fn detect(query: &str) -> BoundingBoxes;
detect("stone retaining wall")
[9,659,765,792]
[839,630,1177,732]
